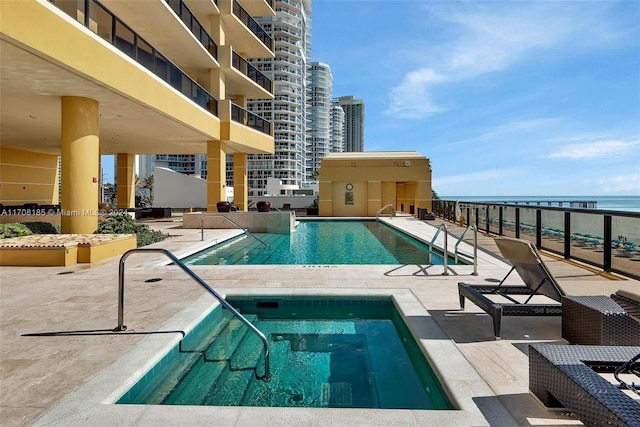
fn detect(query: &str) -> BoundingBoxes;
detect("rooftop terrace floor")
[1,215,638,426]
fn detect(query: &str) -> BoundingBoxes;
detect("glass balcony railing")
[48,0,218,116]
[433,199,640,280]
[165,0,218,59]
[232,0,273,52]
[232,52,272,93]
[231,103,271,135]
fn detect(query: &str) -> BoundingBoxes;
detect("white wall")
[153,167,206,208]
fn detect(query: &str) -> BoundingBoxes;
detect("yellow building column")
[233,153,248,211]
[60,96,99,234]
[207,140,226,211]
[367,180,382,216]
[318,179,333,216]
[416,179,432,212]
[116,153,136,209]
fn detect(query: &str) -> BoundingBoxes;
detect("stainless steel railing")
[201,214,269,248]
[115,248,271,381]
[454,224,478,276]
[428,223,449,275]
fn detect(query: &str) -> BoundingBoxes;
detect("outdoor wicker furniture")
[458,237,564,338]
[529,343,640,427]
[562,295,640,345]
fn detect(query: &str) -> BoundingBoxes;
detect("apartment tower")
[306,62,333,180]
[246,0,312,196]
[330,100,345,153]
[336,95,365,152]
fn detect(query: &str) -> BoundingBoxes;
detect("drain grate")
[321,382,352,407]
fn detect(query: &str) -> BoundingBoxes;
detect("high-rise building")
[306,62,333,179]
[336,95,365,152]
[246,0,312,196]
[1,0,275,231]
[330,100,345,153]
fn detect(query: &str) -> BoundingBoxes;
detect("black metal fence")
[432,200,640,280]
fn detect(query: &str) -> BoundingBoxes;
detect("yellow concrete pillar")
[381,182,396,210]
[318,180,332,216]
[116,153,136,209]
[367,180,382,216]
[416,179,432,212]
[233,153,248,211]
[396,183,406,213]
[207,140,226,211]
[60,96,99,233]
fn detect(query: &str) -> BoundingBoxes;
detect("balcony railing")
[232,52,272,93]
[232,0,273,52]
[231,103,272,135]
[432,200,640,280]
[165,0,217,59]
[48,0,218,116]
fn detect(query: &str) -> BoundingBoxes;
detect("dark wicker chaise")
[529,344,640,427]
[458,237,564,338]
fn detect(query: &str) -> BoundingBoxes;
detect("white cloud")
[387,2,624,119]
[596,174,640,194]
[547,140,639,160]
[387,68,448,118]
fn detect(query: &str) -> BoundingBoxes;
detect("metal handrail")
[201,214,269,248]
[428,224,449,275]
[454,224,478,275]
[376,204,395,219]
[115,248,271,381]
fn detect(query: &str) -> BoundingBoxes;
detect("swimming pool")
[183,220,450,265]
[116,296,453,409]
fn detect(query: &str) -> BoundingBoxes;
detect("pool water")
[183,220,449,265]
[117,297,453,410]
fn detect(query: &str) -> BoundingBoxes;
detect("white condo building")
[247,0,312,196]
[330,100,345,153]
[306,61,333,179]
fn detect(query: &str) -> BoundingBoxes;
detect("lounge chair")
[610,290,640,395]
[458,236,564,338]
[529,343,640,426]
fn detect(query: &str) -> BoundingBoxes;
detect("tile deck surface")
[1,215,638,426]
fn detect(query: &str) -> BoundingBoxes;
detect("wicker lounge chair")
[458,236,564,338]
[529,343,640,426]
[610,290,640,395]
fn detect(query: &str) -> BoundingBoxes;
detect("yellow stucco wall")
[318,153,432,217]
[0,147,60,205]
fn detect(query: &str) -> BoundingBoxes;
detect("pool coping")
[32,288,512,426]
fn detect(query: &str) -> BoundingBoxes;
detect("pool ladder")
[201,214,269,248]
[376,204,395,219]
[428,224,478,275]
[115,248,272,382]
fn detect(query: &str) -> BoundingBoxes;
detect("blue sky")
[310,0,640,197]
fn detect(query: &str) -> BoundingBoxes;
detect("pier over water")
[489,200,597,208]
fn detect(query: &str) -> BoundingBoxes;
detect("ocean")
[446,196,640,213]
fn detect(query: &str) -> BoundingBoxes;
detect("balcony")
[218,0,274,58]
[99,0,218,70]
[165,0,217,59]
[218,46,273,98]
[219,100,273,154]
[236,0,275,17]
[49,0,218,116]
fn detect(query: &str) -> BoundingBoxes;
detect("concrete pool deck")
[1,215,638,426]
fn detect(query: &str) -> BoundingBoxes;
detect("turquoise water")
[117,297,452,410]
[184,220,449,265]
